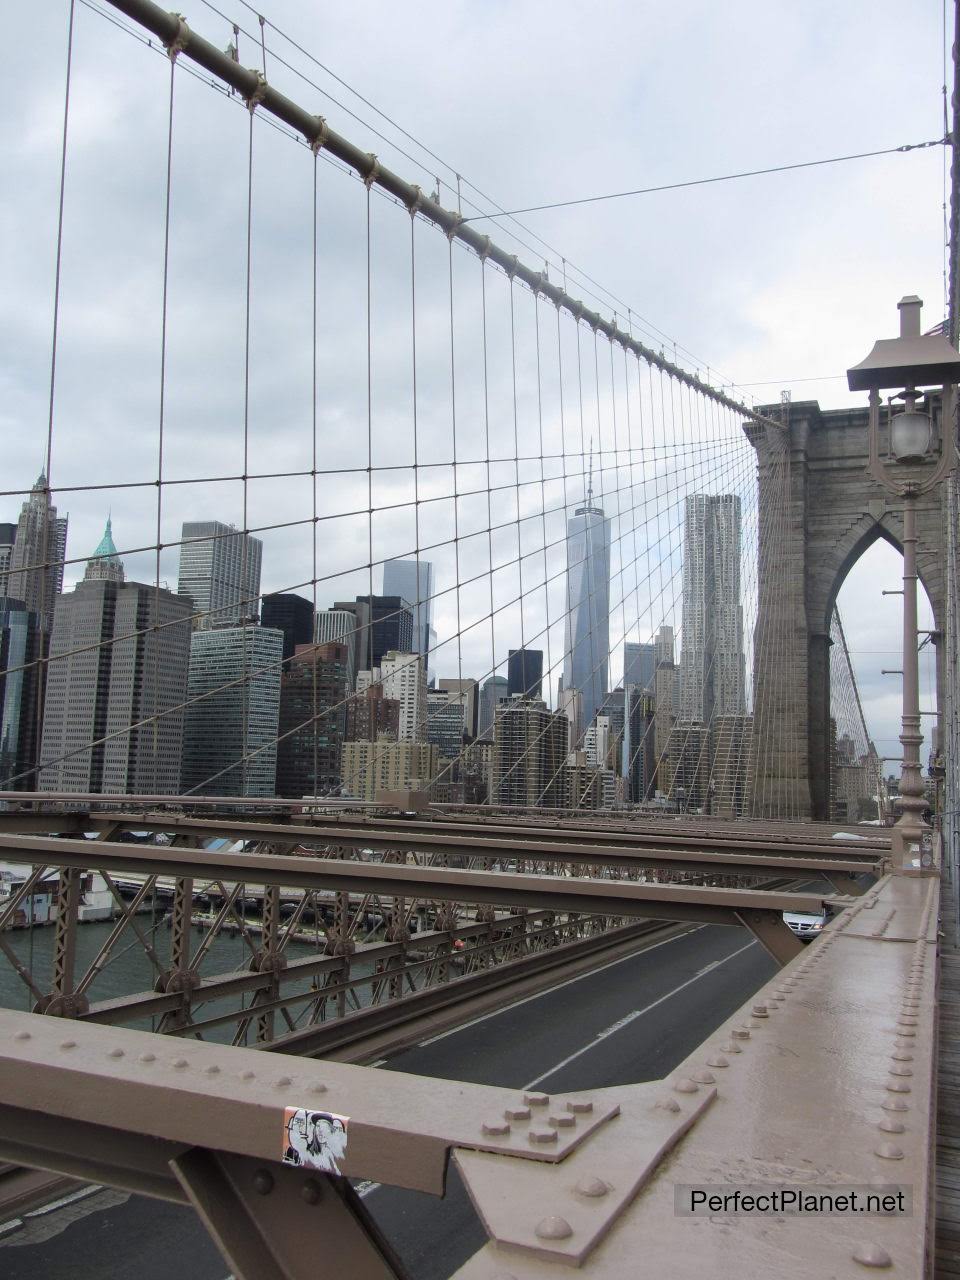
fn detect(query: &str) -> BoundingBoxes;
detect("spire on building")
[84,516,125,583]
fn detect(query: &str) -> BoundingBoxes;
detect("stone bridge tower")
[745,399,947,820]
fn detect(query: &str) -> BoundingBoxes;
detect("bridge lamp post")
[847,294,960,872]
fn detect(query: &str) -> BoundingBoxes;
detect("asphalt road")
[0,920,780,1279]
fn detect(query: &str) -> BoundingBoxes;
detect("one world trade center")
[562,472,610,739]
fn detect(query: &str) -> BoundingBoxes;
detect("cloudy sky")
[1,0,947,770]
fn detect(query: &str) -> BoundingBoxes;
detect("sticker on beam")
[282,1107,349,1174]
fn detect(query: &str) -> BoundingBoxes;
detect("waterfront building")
[340,737,438,802]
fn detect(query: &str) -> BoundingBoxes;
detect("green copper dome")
[84,516,125,583]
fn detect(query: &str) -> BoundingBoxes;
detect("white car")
[783,909,828,942]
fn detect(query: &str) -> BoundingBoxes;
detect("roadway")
[0,920,781,1279]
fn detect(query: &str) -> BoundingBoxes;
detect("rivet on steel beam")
[172,1058,188,1070]
[253,1169,275,1195]
[885,1081,911,1094]
[881,1099,909,1113]
[852,1244,893,1268]
[524,1092,549,1106]
[732,1028,751,1040]
[895,1027,916,1038]
[309,1082,327,1094]
[889,1065,913,1078]
[482,1120,511,1137]
[535,1215,572,1240]
[301,1179,322,1205]
[691,1070,716,1084]
[241,1070,256,1080]
[108,1048,124,1059]
[505,1106,531,1122]
[673,1079,699,1094]
[878,1119,906,1134]
[205,1064,220,1075]
[566,1099,593,1114]
[60,1040,76,1050]
[721,1042,742,1054]
[874,1143,904,1160]
[747,1020,764,1030]
[707,1055,730,1068]
[751,1005,769,1017]
[14,1030,30,1041]
[656,1098,682,1112]
[528,1128,559,1145]
[275,1076,293,1088]
[548,1113,576,1129]
[576,1177,609,1198]
[891,1051,914,1062]
[139,1052,156,1063]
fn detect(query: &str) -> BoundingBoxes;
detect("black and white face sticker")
[281,1107,349,1174]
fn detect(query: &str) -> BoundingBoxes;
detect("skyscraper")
[316,605,365,691]
[275,642,348,798]
[181,624,283,797]
[382,559,434,670]
[507,648,543,700]
[679,493,745,724]
[379,650,427,742]
[262,593,314,663]
[353,596,414,671]
[623,641,655,692]
[562,484,610,739]
[478,674,509,739]
[177,521,263,629]
[0,523,16,598]
[38,520,192,794]
[0,597,40,788]
[490,697,568,808]
[7,475,68,630]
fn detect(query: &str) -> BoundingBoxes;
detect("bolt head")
[535,1215,572,1240]
[672,1078,699,1094]
[575,1177,609,1198]
[891,1050,913,1062]
[885,1080,911,1094]
[752,1004,769,1016]
[482,1120,511,1137]
[172,1058,188,1070]
[301,1179,322,1205]
[566,1099,593,1114]
[731,1028,751,1040]
[59,1040,76,1050]
[691,1070,716,1084]
[655,1097,681,1112]
[889,1065,913,1078]
[874,1142,905,1160]
[881,1098,909,1113]
[852,1243,893,1268]
[528,1127,558,1145]
[720,1042,742,1054]
[523,1091,549,1106]
[139,1052,156,1063]
[548,1113,575,1129]
[505,1106,531,1122]
[274,1076,293,1088]
[879,1118,906,1134]
[14,1031,30,1041]
[707,1055,730,1068]
[108,1047,124,1059]
[253,1169,275,1195]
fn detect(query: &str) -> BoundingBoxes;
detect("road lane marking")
[522,938,758,1089]
[415,926,704,1049]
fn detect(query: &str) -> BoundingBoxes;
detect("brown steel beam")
[67,813,882,879]
[0,834,839,945]
[171,1150,404,1280]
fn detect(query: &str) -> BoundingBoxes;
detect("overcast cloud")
[0,0,947,768]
